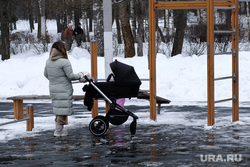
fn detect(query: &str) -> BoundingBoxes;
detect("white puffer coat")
[44,48,80,115]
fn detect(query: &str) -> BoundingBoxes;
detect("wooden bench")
[6,95,85,121]
[7,91,170,120]
[137,90,171,114]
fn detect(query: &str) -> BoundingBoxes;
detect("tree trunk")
[247,2,250,41]
[94,1,104,57]
[83,11,89,42]
[119,0,135,58]
[28,0,34,33]
[171,10,187,57]
[88,1,93,32]
[41,0,46,38]
[225,10,231,27]
[137,0,144,57]
[157,24,166,43]
[56,14,63,33]
[74,0,82,28]
[0,0,11,61]
[164,10,167,29]
[115,1,122,44]
[37,0,41,39]
[131,0,137,43]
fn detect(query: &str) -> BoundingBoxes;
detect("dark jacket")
[73,27,83,36]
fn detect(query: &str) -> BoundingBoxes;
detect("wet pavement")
[0,102,250,166]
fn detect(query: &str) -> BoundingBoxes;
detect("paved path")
[0,102,250,166]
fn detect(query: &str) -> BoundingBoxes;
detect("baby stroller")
[83,60,141,137]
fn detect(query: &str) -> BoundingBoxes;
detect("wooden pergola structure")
[149,0,239,126]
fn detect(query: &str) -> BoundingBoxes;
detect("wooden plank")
[7,95,84,100]
[73,95,85,100]
[207,0,215,126]
[149,0,157,121]
[154,0,232,10]
[7,90,170,103]
[155,1,207,10]
[214,0,233,7]
[232,0,239,122]
[137,92,171,104]
[7,95,50,100]
[91,41,99,118]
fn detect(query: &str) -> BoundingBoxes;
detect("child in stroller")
[83,60,141,136]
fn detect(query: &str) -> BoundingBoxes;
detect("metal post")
[103,0,113,78]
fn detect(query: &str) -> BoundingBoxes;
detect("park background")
[1,1,250,143]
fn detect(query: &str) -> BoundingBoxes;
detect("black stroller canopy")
[110,60,141,85]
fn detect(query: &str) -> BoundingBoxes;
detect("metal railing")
[0,116,30,126]
[0,105,34,131]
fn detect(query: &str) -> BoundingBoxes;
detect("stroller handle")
[84,75,91,82]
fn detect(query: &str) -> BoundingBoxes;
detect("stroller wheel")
[130,120,137,135]
[89,116,109,137]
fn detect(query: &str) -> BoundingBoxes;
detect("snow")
[0,20,250,143]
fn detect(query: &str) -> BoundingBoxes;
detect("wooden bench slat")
[7,90,171,104]
[137,91,171,104]
[7,95,85,101]
[7,90,171,121]
[7,95,50,100]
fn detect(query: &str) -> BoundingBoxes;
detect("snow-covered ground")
[0,20,250,143]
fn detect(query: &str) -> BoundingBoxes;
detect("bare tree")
[94,1,104,57]
[136,0,144,56]
[0,0,11,60]
[171,9,188,57]
[28,0,35,33]
[114,0,122,44]
[247,2,250,40]
[131,0,137,42]
[119,0,135,58]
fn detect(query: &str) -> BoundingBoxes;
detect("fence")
[0,104,34,131]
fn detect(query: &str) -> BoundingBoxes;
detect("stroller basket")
[83,60,141,137]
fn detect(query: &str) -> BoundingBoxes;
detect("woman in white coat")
[44,41,89,137]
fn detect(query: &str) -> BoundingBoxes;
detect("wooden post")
[91,41,99,118]
[65,116,68,125]
[14,100,24,120]
[232,0,239,122]
[147,0,239,124]
[26,104,34,131]
[207,0,215,126]
[149,0,157,121]
[106,102,110,114]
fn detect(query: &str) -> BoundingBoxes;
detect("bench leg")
[157,103,161,114]
[65,116,68,125]
[14,100,24,120]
